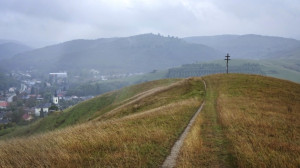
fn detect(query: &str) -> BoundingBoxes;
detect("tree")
[12,96,18,102]
[49,105,58,111]
[30,87,35,95]
[43,92,52,102]
[25,97,36,108]
[40,107,44,118]
[11,107,25,123]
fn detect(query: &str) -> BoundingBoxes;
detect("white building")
[35,103,51,117]
[53,96,59,105]
[9,87,16,93]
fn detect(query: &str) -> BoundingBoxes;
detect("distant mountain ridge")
[0,40,32,60]
[2,34,222,74]
[184,34,300,59]
[2,34,300,75]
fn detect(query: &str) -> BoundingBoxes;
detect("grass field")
[177,74,300,167]
[215,74,300,167]
[0,78,205,167]
[0,74,299,167]
[0,78,180,139]
[176,77,234,167]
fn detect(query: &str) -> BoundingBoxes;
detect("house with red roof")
[0,101,8,109]
[22,113,33,121]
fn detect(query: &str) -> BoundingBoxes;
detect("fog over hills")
[184,34,300,59]
[2,34,222,74]
[1,33,300,76]
[0,40,32,60]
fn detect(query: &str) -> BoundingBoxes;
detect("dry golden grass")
[216,74,300,168]
[0,99,201,168]
[0,78,205,167]
[97,79,202,121]
[177,74,299,168]
[176,106,205,168]
[3,74,296,167]
[176,78,233,168]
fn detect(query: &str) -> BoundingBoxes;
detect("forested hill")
[0,71,19,90]
[184,34,300,59]
[0,40,32,60]
[1,34,222,74]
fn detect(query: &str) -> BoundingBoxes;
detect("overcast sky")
[0,0,300,47]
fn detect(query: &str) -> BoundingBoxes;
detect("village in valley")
[0,71,95,127]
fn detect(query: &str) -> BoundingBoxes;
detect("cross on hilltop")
[225,53,231,74]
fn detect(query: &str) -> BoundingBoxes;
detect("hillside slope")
[0,41,32,60]
[178,74,300,167]
[0,74,299,167]
[184,34,300,59]
[1,34,222,74]
[0,77,205,167]
[0,78,182,137]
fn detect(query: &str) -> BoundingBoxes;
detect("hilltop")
[165,59,300,83]
[177,74,300,167]
[0,74,299,167]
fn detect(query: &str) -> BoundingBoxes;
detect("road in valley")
[7,93,16,103]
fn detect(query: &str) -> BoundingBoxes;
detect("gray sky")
[0,0,300,47]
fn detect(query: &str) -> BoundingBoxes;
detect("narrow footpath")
[162,79,206,168]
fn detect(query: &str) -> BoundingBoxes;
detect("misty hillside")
[268,46,300,59]
[2,34,222,73]
[184,34,300,59]
[0,40,32,60]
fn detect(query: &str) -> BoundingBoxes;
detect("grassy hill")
[177,74,300,167]
[65,58,299,98]
[0,74,299,167]
[0,77,205,167]
[0,78,189,137]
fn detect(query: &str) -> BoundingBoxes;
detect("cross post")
[225,53,231,74]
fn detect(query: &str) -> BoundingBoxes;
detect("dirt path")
[162,79,206,168]
[97,81,185,120]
